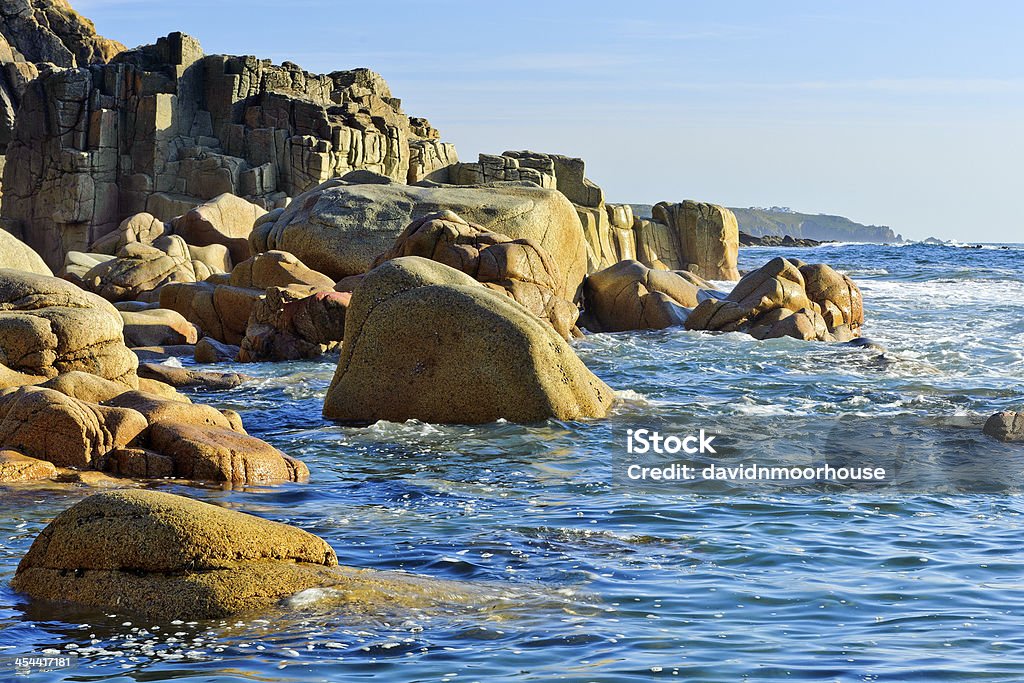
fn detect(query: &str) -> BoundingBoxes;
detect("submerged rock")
[137,362,250,389]
[323,257,613,424]
[983,411,1024,442]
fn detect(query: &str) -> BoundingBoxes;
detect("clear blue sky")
[78,0,1024,241]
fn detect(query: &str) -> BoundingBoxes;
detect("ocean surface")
[2,242,1023,681]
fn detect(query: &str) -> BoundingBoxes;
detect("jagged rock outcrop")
[253,172,588,299]
[0,268,138,383]
[1,30,455,269]
[323,257,614,425]
[582,260,719,333]
[0,0,123,68]
[238,288,350,362]
[373,210,579,339]
[651,201,740,280]
[685,257,863,342]
[0,0,124,201]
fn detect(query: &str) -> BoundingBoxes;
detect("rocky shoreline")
[0,0,1019,621]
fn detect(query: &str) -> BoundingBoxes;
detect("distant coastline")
[628,204,901,243]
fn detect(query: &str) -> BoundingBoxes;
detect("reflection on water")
[1,243,1024,681]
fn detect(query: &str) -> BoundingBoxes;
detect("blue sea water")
[1,242,1023,681]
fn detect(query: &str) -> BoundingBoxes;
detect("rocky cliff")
[0,0,123,200]
[0,30,456,268]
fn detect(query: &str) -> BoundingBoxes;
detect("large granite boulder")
[252,173,588,299]
[323,257,614,424]
[172,193,267,266]
[11,490,337,618]
[0,269,138,383]
[373,210,578,338]
[88,212,166,254]
[983,411,1024,442]
[12,490,489,618]
[79,236,200,302]
[160,281,260,345]
[0,386,148,467]
[120,307,199,347]
[685,257,863,342]
[0,229,50,275]
[0,449,56,483]
[653,201,740,281]
[239,288,350,362]
[229,250,335,290]
[583,260,715,333]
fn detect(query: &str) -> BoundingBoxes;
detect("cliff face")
[0,0,124,201]
[0,31,456,268]
[0,0,123,67]
[728,207,901,243]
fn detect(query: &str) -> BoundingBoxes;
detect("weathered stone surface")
[172,194,267,266]
[0,228,50,274]
[983,411,1024,442]
[89,212,166,254]
[12,490,335,617]
[1,31,453,270]
[653,201,740,280]
[239,287,349,362]
[452,151,603,207]
[0,448,56,482]
[105,390,236,430]
[160,280,262,345]
[80,236,199,302]
[323,257,614,424]
[583,260,714,332]
[39,369,128,403]
[0,361,41,388]
[0,269,138,383]
[148,422,308,484]
[685,257,864,342]
[120,307,199,347]
[229,249,334,290]
[194,336,239,363]
[137,362,250,389]
[253,173,588,299]
[374,210,579,338]
[0,386,147,467]
[0,0,123,68]
[61,251,114,283]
